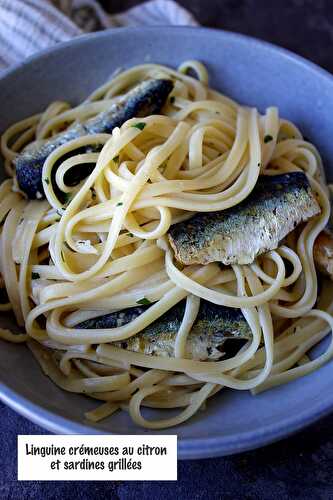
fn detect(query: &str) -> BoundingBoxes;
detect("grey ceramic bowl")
[1,27,333,459]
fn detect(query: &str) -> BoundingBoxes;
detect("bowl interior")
[1,27,333,459]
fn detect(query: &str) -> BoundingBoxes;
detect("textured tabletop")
[2,1,333,499]
[102,0,333,74]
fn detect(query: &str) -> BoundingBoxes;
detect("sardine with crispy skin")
[77,300,252,360]
[168,172,320,266]
[15,79,173,199]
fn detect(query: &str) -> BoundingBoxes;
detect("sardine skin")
[168,172,320,266]
[77,300,251,360]
[15,79,173,199]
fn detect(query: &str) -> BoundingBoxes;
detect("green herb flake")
[62,192,72,204]
[127,232,134,238]
[132,122,146,131]
[44,178,50,185]
[31,272,40,279]
[136,297,152,306]
[264,134,273,144]
[116,202,123,207]
[112,155,120,163]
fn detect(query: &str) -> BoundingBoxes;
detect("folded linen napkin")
[0,0,197,72]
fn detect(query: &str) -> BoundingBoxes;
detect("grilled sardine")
[15,79,173,199]
[168,172,320,266]
[77,300,252,360]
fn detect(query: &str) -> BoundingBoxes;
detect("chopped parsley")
[112,155,120,163]
[44,178,50,185]
[264,134,273,143]
[31,272,40,279]
[136,297,152,306]
[180,66,198,79]
[132,122,146,131]
[127,232,134,238]
[62,192,72,204]
[116,202,123,207]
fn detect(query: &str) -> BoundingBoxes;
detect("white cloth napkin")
[0,0,197,72]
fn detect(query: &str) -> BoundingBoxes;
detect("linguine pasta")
[1,61,333,429]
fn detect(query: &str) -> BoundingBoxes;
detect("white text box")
[18,435,177,481]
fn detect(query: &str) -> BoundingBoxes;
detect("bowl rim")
[1,25,333,459]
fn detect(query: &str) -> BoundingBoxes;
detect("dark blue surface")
[3,1,333,498]
[2,402,333,499]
